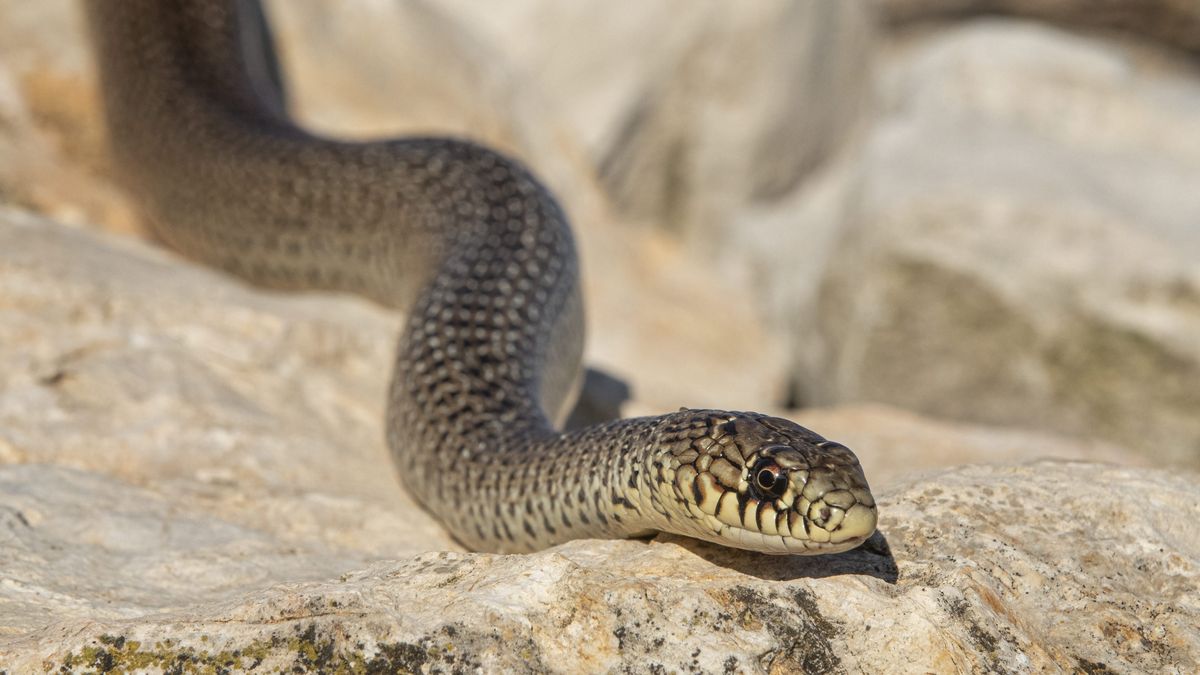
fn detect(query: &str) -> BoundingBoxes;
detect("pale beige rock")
[427,1,875,221]
[279,0,877,359]
[799,21,1200,465]
[791,404,1153,489]
[0,0,135,233]
[0,203,779,566]
[0,208,455,558]
[2,461,1196,672]
[2,4,1198,670]
[2,209,1195,671]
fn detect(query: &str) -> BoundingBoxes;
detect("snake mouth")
[714,495,877,555]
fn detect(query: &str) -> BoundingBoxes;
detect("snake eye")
[752,460,787,500]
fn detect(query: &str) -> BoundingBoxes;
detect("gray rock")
[798,21,1200,465]
[0,207,777,562]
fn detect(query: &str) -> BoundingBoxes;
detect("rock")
[3,6,1198,669]
[2,459,1196,672]
[424,0,875,238]
[790,404,1152,489]
[797,20,1200,466]
[2,208,1195,671]
[880,0,1200,53]
[0,207,780,558]
[273,0,877,356]
[0,0,136,233]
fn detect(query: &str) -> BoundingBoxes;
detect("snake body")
[85,0,877,554]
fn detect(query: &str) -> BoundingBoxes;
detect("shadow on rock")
[663,530,898,583]
[565,368,632,430]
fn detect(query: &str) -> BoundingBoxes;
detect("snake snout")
[802,479,877,546]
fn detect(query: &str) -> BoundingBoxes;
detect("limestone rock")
[2,208,1195,671]
[798,21,1200,466]
[2,6,1198,670]
[0,208,780,563]
[425,1,875,240]
[790,404,1152,489]
[0,0,135,233]
[2,459,1196,672]
[278,0,876,343]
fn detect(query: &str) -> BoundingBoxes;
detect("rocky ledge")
[1,211,1197,672]
[1,460,1196,672]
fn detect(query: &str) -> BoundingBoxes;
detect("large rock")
[3,458,1197,672]
[2,209,1195,671]
[425,0,875,233]
[797,21,1200,466]
[0,0,795,413]
[0,204,780,528]
[270,0,877,364]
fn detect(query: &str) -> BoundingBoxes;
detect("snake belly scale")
[85,0,877,554]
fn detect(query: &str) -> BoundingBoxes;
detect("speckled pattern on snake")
[85,0,878,554]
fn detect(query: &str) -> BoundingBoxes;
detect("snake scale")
[85,0,877,554]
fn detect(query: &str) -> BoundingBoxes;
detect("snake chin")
[718,523,876,556]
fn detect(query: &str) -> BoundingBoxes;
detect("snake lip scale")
[86,0,878,555]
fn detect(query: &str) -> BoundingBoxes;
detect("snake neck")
[396,415,669,553]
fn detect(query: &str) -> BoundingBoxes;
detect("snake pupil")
[752,462,787,499]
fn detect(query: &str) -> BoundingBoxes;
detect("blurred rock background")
[2,1,1199,670]
[2,0,1196,465]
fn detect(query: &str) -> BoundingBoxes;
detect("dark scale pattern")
[86,0,877,553]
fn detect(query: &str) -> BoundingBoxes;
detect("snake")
[84,0,877,555]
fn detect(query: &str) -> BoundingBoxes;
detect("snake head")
[651,410,877,555]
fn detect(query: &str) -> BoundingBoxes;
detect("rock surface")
[2,3,1200,671]
[3,455,1197,673]
[8,1,1197,467]
[797,20,1200,466]
[270,1,1200,467]
[424,1,874,236]
[1,209,1195,672]
[0,0,134,234]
